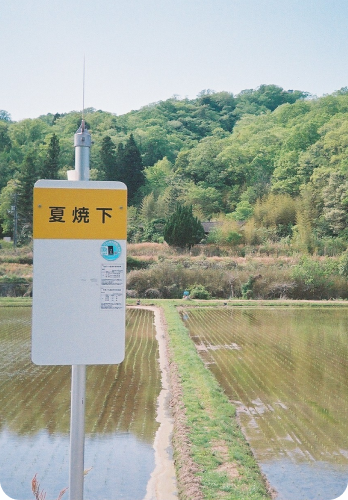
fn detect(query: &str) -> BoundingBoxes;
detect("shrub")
[161,284,182,299]
[127,256,151,271]
[254,193,297,233]
[125,248,348,300]
[202,244,223,257]
[189,284,211,300]
[164,204,205,249]
[290,257,342,299]
[252,267,295,299]
[127,263,232,298]
[226,231,243,245]
[0,276,31,297]
[144,288,161,298]
[241,276,256,299]
[206,216,243,247]
[339,250,348,278]
[319,238,348,257]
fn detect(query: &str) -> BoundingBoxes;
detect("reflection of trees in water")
[185,307,348,464]
[0,308,160,443]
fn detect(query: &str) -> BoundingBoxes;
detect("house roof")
[201,221,222,234]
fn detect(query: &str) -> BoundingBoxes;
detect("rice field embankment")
[155,300,273,500]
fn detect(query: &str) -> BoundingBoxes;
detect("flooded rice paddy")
[183,307,348,500]
[0,307,161,500]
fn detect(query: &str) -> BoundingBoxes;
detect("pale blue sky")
[1,0,348,121]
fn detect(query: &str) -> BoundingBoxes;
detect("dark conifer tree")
[100,136,117,180]
[119,134,144,204]
[41,133,60,179]
[164,204,205,249]
[17,151,39,232]
[115,142,125,180]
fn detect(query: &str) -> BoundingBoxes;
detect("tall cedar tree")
[100,136,117,180]
[17,152,39,229]
[115,134,144,204]
[164,204,205,249]
[115,142,125,180]
[41,133,60,179]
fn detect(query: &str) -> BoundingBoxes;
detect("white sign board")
[32,180,127,365]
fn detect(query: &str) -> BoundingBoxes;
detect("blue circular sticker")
[100,240,122,261]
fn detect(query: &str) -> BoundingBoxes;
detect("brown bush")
[144,288,161,298]
[125,243,348,300]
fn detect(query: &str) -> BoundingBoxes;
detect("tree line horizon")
[1,83,348,253]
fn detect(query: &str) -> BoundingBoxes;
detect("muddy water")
[0,307,161,500]
[183,307,348,500]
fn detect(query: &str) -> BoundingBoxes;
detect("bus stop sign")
[32,180,127,365]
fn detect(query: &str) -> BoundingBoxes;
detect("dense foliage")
[2,84,348,253]
[163,204,205,249]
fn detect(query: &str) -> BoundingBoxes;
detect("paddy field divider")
[145,299,273,500]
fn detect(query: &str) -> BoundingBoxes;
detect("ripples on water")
[184,307,348,500]
[0,307,160,500]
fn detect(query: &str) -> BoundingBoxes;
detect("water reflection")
[183,307,348,500]
[261,458,347,500]
[0,307,160,500]
[0,428,155,500]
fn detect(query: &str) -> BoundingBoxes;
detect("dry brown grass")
[31,474,67,500]
[128,242,177,257]
[0,263,32,279]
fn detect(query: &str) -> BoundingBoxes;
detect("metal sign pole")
[69,119,90,500]
[69,364,86,500]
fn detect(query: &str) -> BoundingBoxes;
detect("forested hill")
[1,84,348,249]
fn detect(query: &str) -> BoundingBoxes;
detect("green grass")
[127,297,348,307]
[0,297,32,307]
[160,300,271,499]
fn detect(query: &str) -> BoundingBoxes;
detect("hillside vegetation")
[1,84,348,262]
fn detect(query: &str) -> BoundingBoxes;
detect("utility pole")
[11,191,18,248]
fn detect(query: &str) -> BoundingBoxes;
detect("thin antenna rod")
[82,56,85,122]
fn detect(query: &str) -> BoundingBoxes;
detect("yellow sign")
[34,185,127,239]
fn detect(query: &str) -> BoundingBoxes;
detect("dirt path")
[128,306,178,500]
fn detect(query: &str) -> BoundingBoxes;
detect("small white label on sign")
[100,288,123,309]
[101,263,124,285]
[101,264,124,309]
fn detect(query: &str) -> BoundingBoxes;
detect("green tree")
[0,110,11,122]
[41,133,60,179]
[121,134,144,204]
[181,183,224,218]
[322,172,348,236]
[9,118,48,147]
[17,151,39,234]
[232,200,254,221]
[339,250,348,277]
[143,157,173,198]
[0,121,11,152]
[164,204,205,249]
[139,192,157,222]
[253,193,297,238]
[182,136,225,187]
[0,179,18,235]
[293,194,316,253]
[100,135,117,180]
[115,142,125,179]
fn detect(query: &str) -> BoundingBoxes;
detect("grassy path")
[158,300,273,500]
